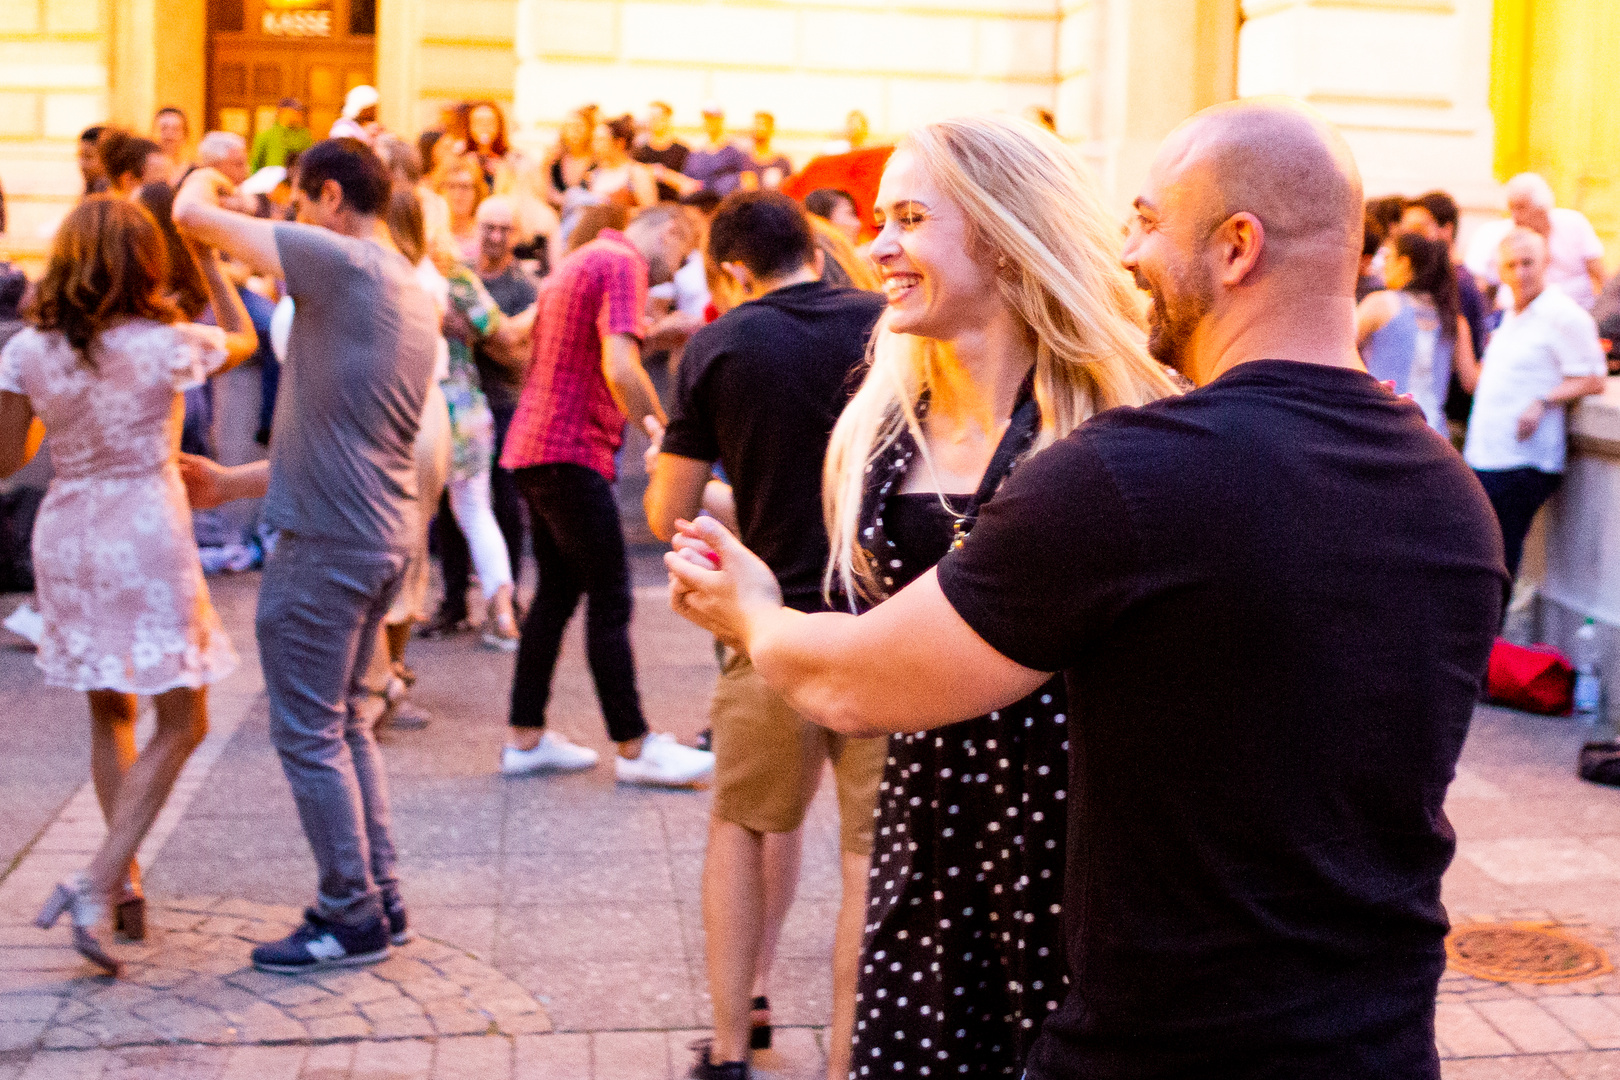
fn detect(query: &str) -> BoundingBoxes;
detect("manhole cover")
[1446,922,1613,984]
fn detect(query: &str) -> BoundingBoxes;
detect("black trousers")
[1474,466,1562,582]
[435,401,527,620]
[508,463,648,744]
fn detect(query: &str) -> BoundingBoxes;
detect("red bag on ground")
[1485,638,1575,715]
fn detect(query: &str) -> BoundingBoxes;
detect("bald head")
[1122,98,1366,382]
[1160,98,1363,278]
[476,194,516,228]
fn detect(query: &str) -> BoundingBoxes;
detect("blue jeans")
[256,533,405,925]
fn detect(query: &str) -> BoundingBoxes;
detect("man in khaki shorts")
[644,191,885,1080]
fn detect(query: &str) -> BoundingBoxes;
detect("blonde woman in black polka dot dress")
[665,115,1176,1075]
[846,395,1073,1077]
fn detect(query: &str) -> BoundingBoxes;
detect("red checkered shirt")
[500,229,648,480]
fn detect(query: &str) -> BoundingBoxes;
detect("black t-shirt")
[935,361,1506,1078]
[474,262,538,413]
[661,279,883,612]
[633,141,690,202]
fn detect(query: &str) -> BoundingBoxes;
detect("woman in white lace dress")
[0,195,257,974]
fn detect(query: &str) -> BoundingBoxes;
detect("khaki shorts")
[710,648,886,856]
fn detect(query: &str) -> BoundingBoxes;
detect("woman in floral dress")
[439,259,522,648]
[0,196,257,974]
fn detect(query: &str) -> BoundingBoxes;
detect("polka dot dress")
[848,418,1070,1078]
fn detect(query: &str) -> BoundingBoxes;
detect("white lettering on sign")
[261,9,332,36]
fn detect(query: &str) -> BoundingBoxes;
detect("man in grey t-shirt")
[174,138,436,974]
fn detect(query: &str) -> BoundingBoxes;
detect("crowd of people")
[1358,179,1613,582]
[0,85,1614,1080]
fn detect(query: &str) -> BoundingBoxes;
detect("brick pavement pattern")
[4,896,550,1053]
[4,576,1620,1078]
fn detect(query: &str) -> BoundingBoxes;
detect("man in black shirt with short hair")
[634,100,692,203]
[646,191,885,1080]
[664,101,1506,1078]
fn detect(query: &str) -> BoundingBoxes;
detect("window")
[349,0,375,36]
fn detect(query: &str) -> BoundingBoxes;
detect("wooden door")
[207,0,375,150]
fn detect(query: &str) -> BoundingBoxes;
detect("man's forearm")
[603,336,667,427]
[222,460,272,502]
[1545,374,1607,404]
[173,198,284,279]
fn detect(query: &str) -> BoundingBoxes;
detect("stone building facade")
[0,0,1612,268]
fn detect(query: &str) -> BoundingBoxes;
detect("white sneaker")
[3,602,43,648]
[614,733,715,788]
[500,731,600,776]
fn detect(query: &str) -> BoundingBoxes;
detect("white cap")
[700,101,724,116]
[239,165,285,196]
[342,84,380,119]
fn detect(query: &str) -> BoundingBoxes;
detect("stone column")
[1237,0,1498,211]
[1058,0,1239,211]
[375,0,424,134]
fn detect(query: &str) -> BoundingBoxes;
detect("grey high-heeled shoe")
[36,872,119,976]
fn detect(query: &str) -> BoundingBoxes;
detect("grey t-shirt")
[265,223,438,551]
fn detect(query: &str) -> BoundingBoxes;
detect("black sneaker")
[687,1039,749,1079]
[382,891,413,946]
[416,608,471,640]
[251,908,390,973]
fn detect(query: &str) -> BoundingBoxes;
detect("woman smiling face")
[868,148,1005,342]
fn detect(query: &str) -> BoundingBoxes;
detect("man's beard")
[1138,261,1213,375]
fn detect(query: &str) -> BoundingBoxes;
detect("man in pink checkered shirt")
[499,206,716,787]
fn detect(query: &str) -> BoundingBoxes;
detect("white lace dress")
[0,320,238,694]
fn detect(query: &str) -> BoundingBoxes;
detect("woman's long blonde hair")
[823,114,1177,606]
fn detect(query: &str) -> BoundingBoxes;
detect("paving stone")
[1441,1057,1568,1079]
[511,1033,590,1080]
[430,1035,511,1080]
[593,1031,671,1080]
[309,972,398,1006]
[506,960,700,1032]
[1541,997,1620,1050]
[1475,998,1587,1053]
[424,1005,495,1037]
[357,994,425,1022]
[1437,1002,1518,1057]
[368,1015,435,1040]
[17,1049,116,1080]
[0,996,64,1023]
[296,1042,355,1080]
[0,1020,47,1052]
[260,983,330,1009]
[221,1045,305,1080]
[286,997,355,1021]
[304,1015,372,1041]
[1550,1048,1620,1077]
[350,1039,433,1080]
[39,1027,104,1051]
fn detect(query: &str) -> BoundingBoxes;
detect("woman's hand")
[665,517,783,652]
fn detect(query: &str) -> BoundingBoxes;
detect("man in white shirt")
[1464,226,1608,580]
[1465,172,1607,310]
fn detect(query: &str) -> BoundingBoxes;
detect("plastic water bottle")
[1573,619,1603,721]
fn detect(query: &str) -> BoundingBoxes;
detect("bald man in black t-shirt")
[665,100,1506,1078]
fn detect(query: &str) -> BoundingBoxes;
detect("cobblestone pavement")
[3,570,1620,1078]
